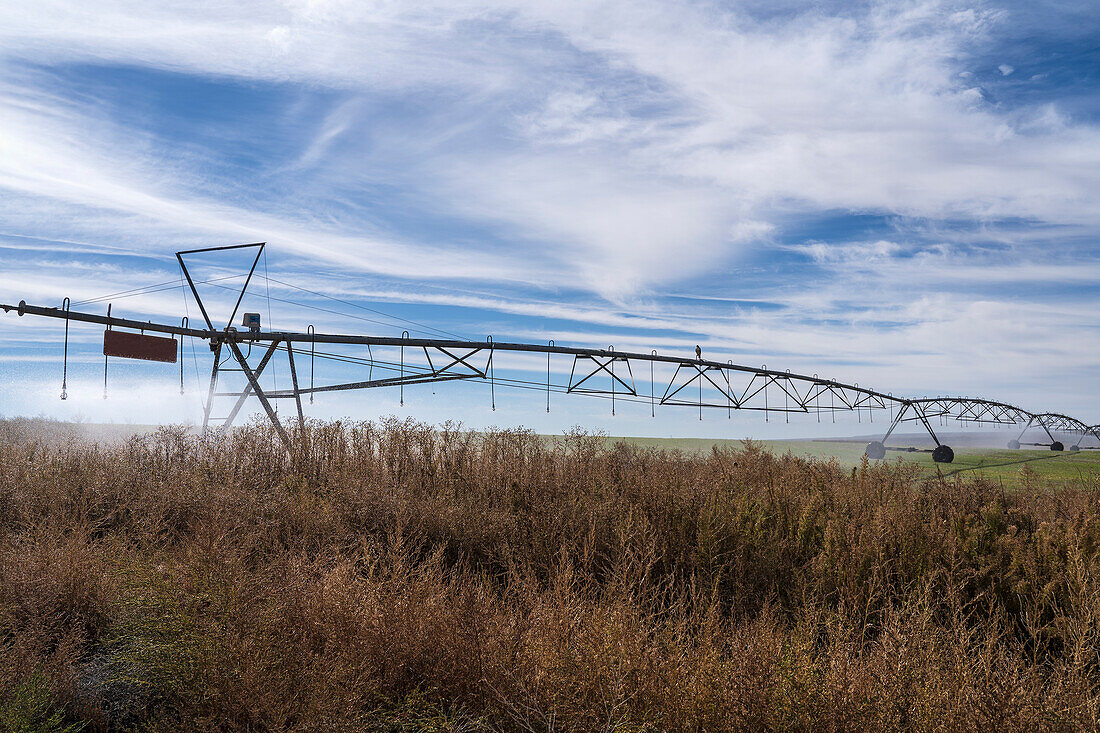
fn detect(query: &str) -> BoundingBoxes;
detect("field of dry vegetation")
[3,416,1100,731]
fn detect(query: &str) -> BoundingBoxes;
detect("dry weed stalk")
[0,416,1098,731]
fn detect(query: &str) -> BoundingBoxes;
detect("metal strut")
[203,342,222,429]
[219,340,282,431]
[285,342,304,427]
[176,242,265,331]
[865,402,954,463]
[1010,414,1065,451]
[225,339,291,450]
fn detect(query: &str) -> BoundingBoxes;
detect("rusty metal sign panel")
[103,329,177,363]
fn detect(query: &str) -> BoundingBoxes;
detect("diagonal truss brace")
[875,402,942,448]
[662,362,733,408]
[568,354,636,396]
[270,346,489,396]
[225,340,291,451]
[217,340,283,431]
[1013,415,1060,447]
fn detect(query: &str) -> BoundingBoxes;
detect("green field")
[609,435,1100,487]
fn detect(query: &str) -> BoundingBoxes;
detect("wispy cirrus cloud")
[0,0,1097,426]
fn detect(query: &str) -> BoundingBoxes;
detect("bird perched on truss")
[695,345,702,360]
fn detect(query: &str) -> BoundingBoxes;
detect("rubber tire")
[1008,440,1021,450]
[1051,441,1064,452]
[865,441,886,460]
[932,445,954,464]
[1070,445,1081,452]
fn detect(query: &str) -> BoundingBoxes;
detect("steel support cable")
[400,331,407,407]
[727,362,733,420]
[610,346,616,417]
[70,333,1080,422]
[764,368,769,422]
[178,314,187,394]
[459,371,844,411]
[263,249,277,407]
[546,341,553,413]
[180,275,203,397]
[426,361,881,413]
[814,375,820,423]
[267,343,666,408]
[650,351,657,418]
[287,347,647,405]
[4,298,932,410]
[205,281,455,340]
[299,345,492,379]
[262,274,466,341]
[488,336,495,411]
[308,325,315,404]
[73,273,249,307]
[698,363,703,421]
[140,337,1037,421]
[483,370,789,410]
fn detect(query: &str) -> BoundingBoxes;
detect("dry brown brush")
[1,416,1100,731]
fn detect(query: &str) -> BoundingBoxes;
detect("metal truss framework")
[4,243,1098,464]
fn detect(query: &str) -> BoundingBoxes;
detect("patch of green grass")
[1,671,85,733]
[606,436,1100,488]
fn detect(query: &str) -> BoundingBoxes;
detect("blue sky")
[0,0,1097,438]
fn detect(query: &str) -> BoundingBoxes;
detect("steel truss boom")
[4,296,1097,463]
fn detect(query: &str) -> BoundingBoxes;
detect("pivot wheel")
[865,441,886,460]
[932,445,954,464]
[1070,445,1081,452]
[1008,439,1020,450]
[1050,441,1064,452]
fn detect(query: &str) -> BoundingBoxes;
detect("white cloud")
[0,0,1098,422]
[0,80,542,284]
[0,0,1097,297]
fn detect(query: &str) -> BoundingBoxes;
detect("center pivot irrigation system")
[4,243,1099,462]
